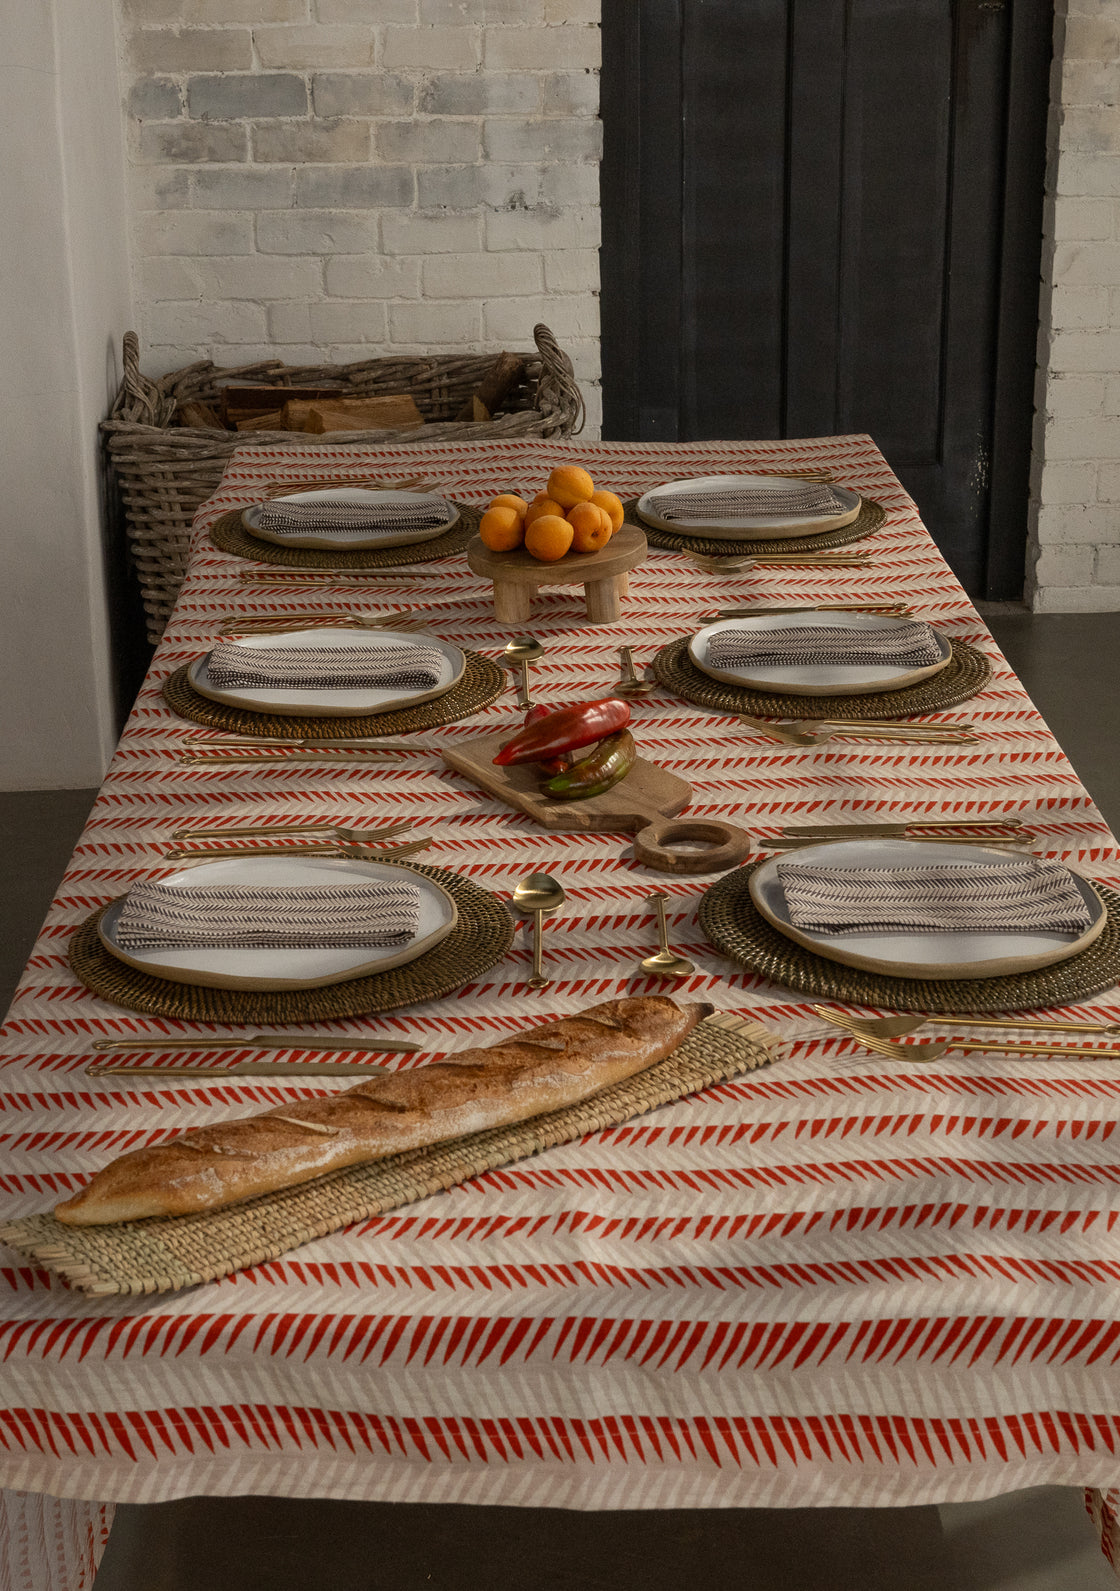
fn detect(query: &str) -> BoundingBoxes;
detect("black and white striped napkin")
[777,856,1093,936]
[208,640,446,691]
[651,481,846,523]
[117,879,423,951]
[255,495,454,536]
[706,620,943,671]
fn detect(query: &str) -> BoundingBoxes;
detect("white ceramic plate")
[636,473,862,540]
[188,627,466,718]
[689,613,953,697]
[242,488,458,550]
[749,838,1106,980]
[99,855,458,991]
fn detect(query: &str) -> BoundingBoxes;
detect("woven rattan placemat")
[0,1014,778,1296]
[68,861,514,1023]
[651,635,991,720]
[209,502,481,567]
[699,862,1120,1013]
[162,648,505,737]
[625,497,885,556]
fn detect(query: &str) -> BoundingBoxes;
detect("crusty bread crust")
[55,996,712,1226]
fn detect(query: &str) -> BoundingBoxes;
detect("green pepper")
[542,730,636,799]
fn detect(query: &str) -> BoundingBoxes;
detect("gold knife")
[91,1035,420,1053]
[86,1060,400,1078]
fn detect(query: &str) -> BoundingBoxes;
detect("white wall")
[0,0,131,789]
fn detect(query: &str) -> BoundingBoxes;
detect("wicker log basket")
[103,322,584,643]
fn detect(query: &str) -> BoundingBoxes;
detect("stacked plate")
[189,628,466,718]
[99,855,459,992]
[242,487,459,551]
[636,473,862,541]
[747,839,1106,982]
[689,612,953,698]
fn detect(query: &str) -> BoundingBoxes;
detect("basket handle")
[113,332,176,427]
[532,323,585,437]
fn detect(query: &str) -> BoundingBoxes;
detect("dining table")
[5,433,1120,1591]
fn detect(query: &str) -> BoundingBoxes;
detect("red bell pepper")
[494,698,631,766]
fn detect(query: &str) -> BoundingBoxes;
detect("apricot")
[524,496,566,527]
[478,505,525,552]
[524,514,574,562]
[567,501,612,553]
[590,489,625,534]
[546,465,595,510]
[489,493,528,517]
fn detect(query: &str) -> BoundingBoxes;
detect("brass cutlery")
[615,645,655,697]
[91,1034,419,1054]
[236,569,447,585]
[512,872,566,989]
[503,635,543,709]
[776,817,1022,840]
[814,1007,1120,1041]
[181,748,420,765]
[184,737,422,751]
[638,892,695,978]
[700,603,913,620]
[170,819,414,844]
[86,1060,399,1079]
[164,837,433,861]
[814,1007,1118,1062]
[218,610,426,636]
[737,715,977,748]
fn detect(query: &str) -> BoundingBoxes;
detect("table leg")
[584,577,622,624]
[492,580,533,624]
[617,572,629,597]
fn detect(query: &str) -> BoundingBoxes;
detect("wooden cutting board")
[441,730,752,874]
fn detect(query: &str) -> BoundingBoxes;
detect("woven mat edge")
[0,1017,780,1297]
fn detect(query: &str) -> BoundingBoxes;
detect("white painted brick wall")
[1028,0,1120,611]
[118,0,602,434]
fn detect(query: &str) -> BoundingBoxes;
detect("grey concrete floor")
[2,610,1118,1589]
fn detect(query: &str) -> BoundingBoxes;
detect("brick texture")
[1029,0,1120,611]
[119,3,601,429]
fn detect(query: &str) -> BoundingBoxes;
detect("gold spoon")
[614,645,655,697]
[639,892,695,978]
[512,872,566,989]
[503,635,543,710]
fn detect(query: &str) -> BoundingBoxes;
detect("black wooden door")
[600,0,1052,599]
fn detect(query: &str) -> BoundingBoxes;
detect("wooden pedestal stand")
[466,523,648,625]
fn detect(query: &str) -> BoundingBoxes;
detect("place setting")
[208,476,483,570]
[68,846,517,1025]
[163,620,506,738]
[698,834,1120,1014]
[620,470,887,561]
[651,607,992,724]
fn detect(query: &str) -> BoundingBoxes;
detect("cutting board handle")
[633,818,752,875]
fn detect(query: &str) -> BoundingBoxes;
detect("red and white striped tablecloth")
[5,437,1120,1589]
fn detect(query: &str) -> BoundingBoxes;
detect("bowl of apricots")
[467,466,647,625]
[478,466,626,559]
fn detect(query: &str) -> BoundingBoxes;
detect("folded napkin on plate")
[706,619,943,671]
[254,496,453,535]
[777,856,1093,936]
[207,640,445,691]
[651,481,846,522]
[116,879,423,951]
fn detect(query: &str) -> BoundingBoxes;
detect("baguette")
[55,997,712,1226]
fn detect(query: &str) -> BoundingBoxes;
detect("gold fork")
[815,1007,1120,1062]
[218,610,427,636]
[814,1006,1120,1041]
